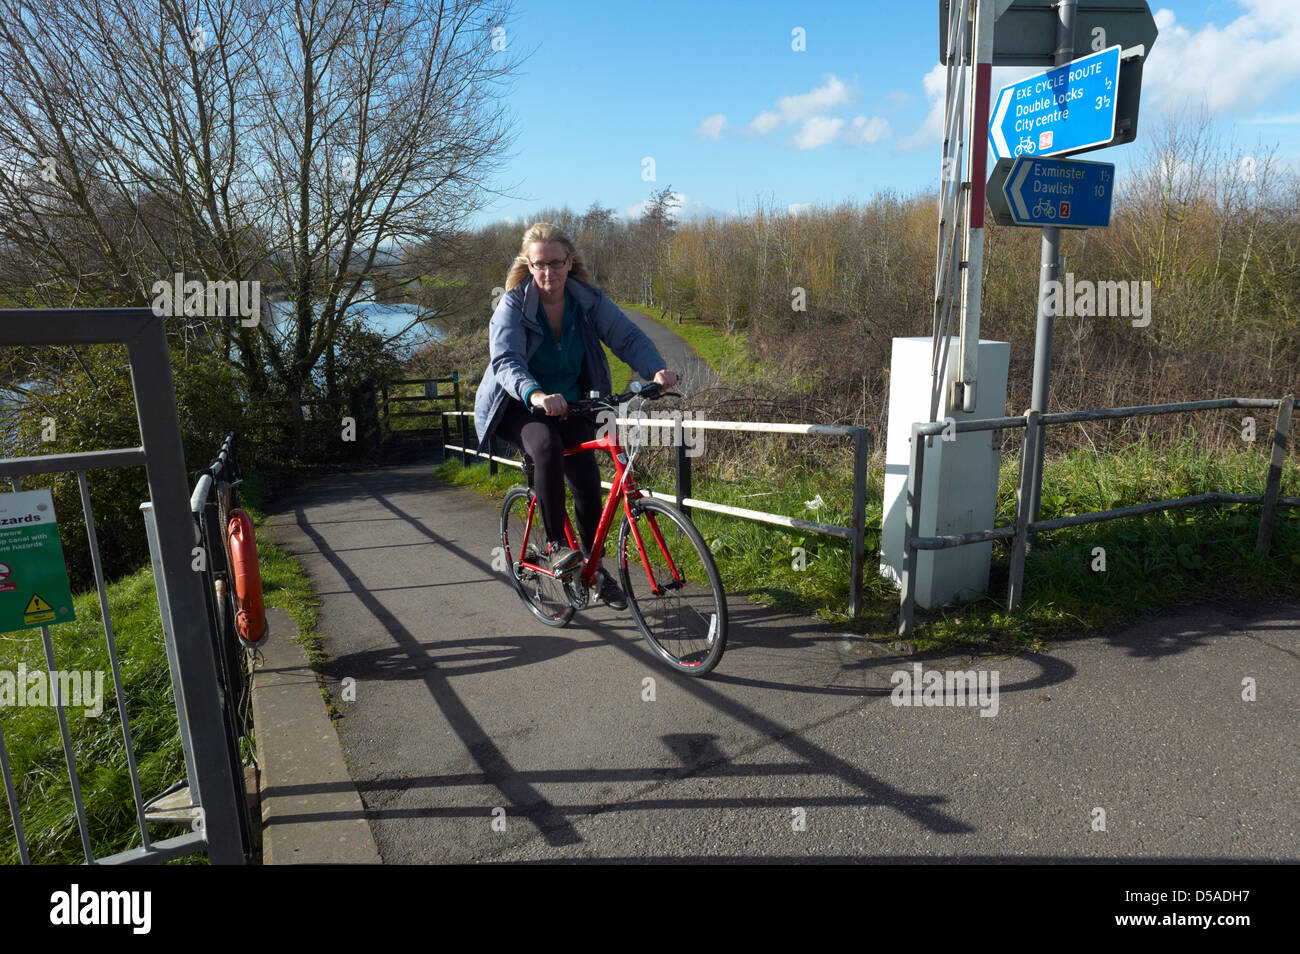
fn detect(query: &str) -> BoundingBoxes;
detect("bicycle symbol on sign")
[1015,136,1036,156]
[1032,198,1057,219]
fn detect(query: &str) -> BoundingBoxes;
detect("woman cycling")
[473,222,678,609]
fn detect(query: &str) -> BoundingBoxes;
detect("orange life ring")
[226,508,268,647]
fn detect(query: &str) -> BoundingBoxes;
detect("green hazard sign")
[0,489,76,632]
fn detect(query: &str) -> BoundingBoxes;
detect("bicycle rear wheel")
[501,486,575,627]
[617,496,727,675]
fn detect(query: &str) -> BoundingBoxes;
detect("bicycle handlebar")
[528,382,681,418]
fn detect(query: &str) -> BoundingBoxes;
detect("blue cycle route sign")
[991,155,1115,229]
[989,45,1121,160]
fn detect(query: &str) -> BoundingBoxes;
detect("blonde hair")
[504,222,594,291]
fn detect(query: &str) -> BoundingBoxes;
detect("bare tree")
[0,0,521,442]
[633,184,677,308]
[576,201,620,288]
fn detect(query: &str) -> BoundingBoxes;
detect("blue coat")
[473,276,667,448]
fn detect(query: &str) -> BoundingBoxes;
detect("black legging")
[494,398,604,555]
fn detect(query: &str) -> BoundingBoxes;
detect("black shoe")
[545,541,583,574]
[594,569,627,610]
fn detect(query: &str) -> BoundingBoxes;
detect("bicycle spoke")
[501,487,573,627]
[619,498,726,674]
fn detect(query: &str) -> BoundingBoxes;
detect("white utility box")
[880,337,1010,609]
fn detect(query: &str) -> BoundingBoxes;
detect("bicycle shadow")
[684,600,1077,699]
[325,632,598,681]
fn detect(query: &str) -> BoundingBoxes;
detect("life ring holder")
[225,508,268,648]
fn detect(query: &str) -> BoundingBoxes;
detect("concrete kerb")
[252,606,381,863]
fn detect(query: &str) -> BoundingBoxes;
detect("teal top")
[523,289,584,406]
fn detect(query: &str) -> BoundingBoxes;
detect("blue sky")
[470,0,1300,228]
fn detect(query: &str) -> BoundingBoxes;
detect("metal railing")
[442,409,872,616]
[899,394,1299,638]
[173,432,257,844]
[0,308,251,864]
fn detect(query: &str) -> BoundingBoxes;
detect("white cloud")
[882,90,912,111]
[787,202,814,215]
[792,116,844,150]
[746,75,853,133]
[622,196,673,220]
[741,75,889,149]
[843,115,891,145]
[748,110,783,134]
[1143,3,1300,116]
[899,63,947,151]
[622,192,733,222]
[696,113,727,140]
[774,75,852,121]
[675,194,733,221]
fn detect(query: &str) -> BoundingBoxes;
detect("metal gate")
[0,308,251,864]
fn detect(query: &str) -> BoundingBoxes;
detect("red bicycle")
[499,382,728,675]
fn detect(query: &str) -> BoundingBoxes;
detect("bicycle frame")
[511,417,683,598]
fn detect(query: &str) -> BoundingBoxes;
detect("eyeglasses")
[528,254,569,272]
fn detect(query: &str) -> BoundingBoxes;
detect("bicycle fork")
[622,499,684,597]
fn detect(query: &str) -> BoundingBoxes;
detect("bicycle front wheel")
[617,497,727,675]
[501,486,575,628]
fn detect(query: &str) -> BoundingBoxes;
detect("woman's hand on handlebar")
[530,391,568,417]
[653,369,678,389]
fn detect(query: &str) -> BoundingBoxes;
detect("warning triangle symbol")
[25,593,53,614]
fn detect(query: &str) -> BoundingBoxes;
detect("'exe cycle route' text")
[1011,56,1109,132]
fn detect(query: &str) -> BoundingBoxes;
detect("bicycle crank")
[562,573,589,609]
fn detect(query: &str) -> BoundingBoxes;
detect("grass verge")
[615,300,765,384]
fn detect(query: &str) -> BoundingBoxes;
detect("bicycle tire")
[501,486,575,627]
[617,496,727,675]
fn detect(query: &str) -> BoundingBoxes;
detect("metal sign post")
[1023,0,1078,544]
[981,0,1157,546]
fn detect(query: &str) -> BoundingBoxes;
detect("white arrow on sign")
[1008,159,1032,220]
[989,86,1014,160]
